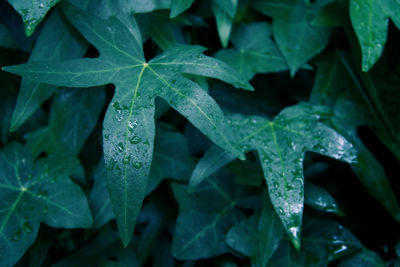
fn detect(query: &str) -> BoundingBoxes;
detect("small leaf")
[253,0,330,75]
[10,9,88,131]
[304,183,344,216]
[25,87,106,157]
[7,0,61,36]
[216,22,289,80]
[338,249,385,267]
[172,170,246,260]
[349,0,400,71]
[170,0,196,18]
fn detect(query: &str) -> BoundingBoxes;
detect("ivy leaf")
[253,0,330,75]
[304,183,344,216]
[89,125,195,230]
[25,87,106,157]
[226,196,284,266]
[338,249,385,267]
[301,217,362,264]
[349,0,400,71]
[3,3,251,246]
[216,22,289,81]
[171,170,246,260]
[190,103,357,248]
[10,9,88,132]
[6,0,61,36]
[212,0,237,48]
[53,227,139,267]
[170,0,196,18]
[0,143,92,267]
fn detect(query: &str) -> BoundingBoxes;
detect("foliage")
[0,0,399,266]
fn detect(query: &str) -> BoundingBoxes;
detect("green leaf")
[25,87,106,157]
[89,125,195,229]
[253,0,330,76]
[301,217,362,264]
[212,1,235,48]
[146,125,195,194]
[191,103,357,248]
[3,4,251,246]
[338,250,385,267]
[330,94,400,221]
[311,52,400,221]
[226,196,284,266]
[0,143,92,266]
[0,24,18,49]
[89,159,113,230]
[7,0,61,36]
[267,240,306,266]
[349,0,400,71]
[53,227,139,267]
[215,22,289,80]
[172,170,246,260]
[170,0,196,18]
[10,9,88,132]
[304,183,344,216]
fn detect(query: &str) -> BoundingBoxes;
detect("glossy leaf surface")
[0,143,92,266]
[3,4,251,246]
[191,103,357,247]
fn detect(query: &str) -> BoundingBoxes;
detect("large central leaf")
[3,4,252,246]
[190,103,357,248]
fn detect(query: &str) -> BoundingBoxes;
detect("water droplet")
[22,222,32,234]
[112,102,121,111]
[39,3,44,8]
[117,142,125,152]
[129,136,141,144]
[10,229,22,241]
[132,162,142,169]
[122,155,131,164]
[277,207,285,215]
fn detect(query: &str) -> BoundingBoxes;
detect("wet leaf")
[0,143,92,266]
[3,3,251,246]
[191,103,357,248]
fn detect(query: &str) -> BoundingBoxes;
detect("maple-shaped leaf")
[253,0,331,76]
[7,0,61,36]
[3,4,252,246]
[0,143,92,266]
[350,0,400,71]
[190,103,357,248]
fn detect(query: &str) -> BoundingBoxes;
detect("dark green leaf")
[253,0,330,75]
[349,0,400,71]
[10,9,88,131]
[304,183,344,216]
[338,250,385,267]
[7,0,61,36]
[3,4,251,246]
[216,22,289,80]
[25,87,106,157]
[0,143,92,266]
[172,170,246,259]
[191,103,357,247]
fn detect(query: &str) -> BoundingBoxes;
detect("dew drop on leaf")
[129,136,141,144]
[132,162,142,169]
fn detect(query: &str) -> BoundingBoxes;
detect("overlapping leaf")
[253,0,331,75]
[6,0,61,36]
[216,22,289,80]
[0,143,92,266]
[172,170,248,260]
[25,87,105,157]
[311,52,400,221]
[190,103,357,248]
[3,3,252,246]
[349,0,400,71]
